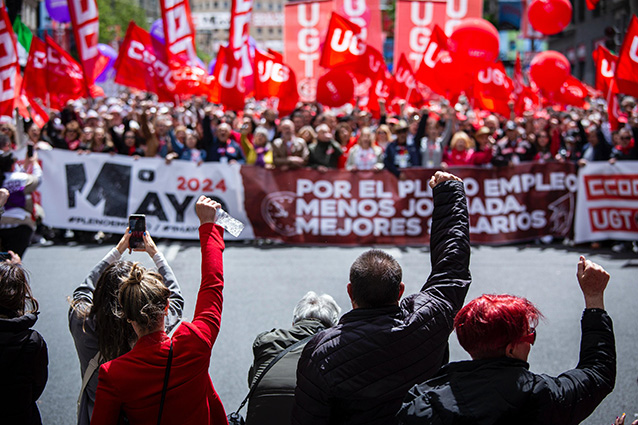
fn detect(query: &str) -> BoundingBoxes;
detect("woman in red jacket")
[91,196,227,425]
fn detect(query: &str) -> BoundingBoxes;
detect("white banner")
[574,161,638,243]
[39,150,254,240]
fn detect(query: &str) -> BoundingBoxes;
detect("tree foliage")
[97,0,148,44]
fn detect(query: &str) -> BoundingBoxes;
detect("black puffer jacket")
[0,313,49,425]
[292,180,471,425]
[397,309,616,425]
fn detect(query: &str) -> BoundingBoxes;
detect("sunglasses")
[620,136,631,140]
[519,328,536,346]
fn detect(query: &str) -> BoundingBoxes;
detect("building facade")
[548,0,635,86]
[190,0,285,58]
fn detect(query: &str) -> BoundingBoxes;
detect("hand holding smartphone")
[128,214,146,251]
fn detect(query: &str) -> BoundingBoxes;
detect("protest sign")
[574,161,638,243]
[39,150,254,240]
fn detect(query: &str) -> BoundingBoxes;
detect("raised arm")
[142,232,185,333]
[542,257,615,425]
[421,172,471,311]
[192,196,225,347]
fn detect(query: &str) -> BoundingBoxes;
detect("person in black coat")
[398,256,615,425]
[0,260,48,425]
[293,171,471,425]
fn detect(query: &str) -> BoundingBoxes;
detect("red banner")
[0,6,17,118]
[394,0,483,71]
[615,14,638,97]
[114,22,175,102]
[333,0,383,52]
[284,0,333,102]
[241,162,578,245]
[67,0,109,85]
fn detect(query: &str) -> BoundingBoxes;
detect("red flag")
[415,25,447,91]
[473,62,513,117]
[367,69,392,118]
[0,6,18,119]
[608,80,621,131]
[210,45,246,111]
[592,45,618,95]
[67,0,109,85]
[555,76,588,108]
[431,51,473,102]
[45,35,91,109]
[320,13,366,69]
[22,37,48,103]
[352,45,386,80]
[393,53,424,107]
[615,15,638,97]
[15,73,49,129]
[254,49,299,116]
[267,49,283,61]
[114,22,176,102]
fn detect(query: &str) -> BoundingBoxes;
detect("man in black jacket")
[397,256,615,425]
[292,171,471,425]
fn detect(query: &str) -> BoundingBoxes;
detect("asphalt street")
[23,238,638,424]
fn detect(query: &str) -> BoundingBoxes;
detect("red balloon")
[448,18,499,69]
[528,0,572,35]
[529,51,571,93]
[316,69,354,107]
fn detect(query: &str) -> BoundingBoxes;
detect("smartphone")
[128,214,146,251]
[27,144,34,158]
[0,252,11,261]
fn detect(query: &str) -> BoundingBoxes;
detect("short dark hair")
[455,294,542,359]
[349,250,402,308]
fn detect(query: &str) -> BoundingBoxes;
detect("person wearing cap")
[383,120,420,179]
[398,257,615,425]
[470,126,494,166]
[492,121,535,167]
[557,135,582,163]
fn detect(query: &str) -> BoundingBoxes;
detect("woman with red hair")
[398,256,615,425]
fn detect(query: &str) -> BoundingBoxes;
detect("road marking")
[163,243,181,262]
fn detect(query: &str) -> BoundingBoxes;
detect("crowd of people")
[0,90,635,254]
[0,170,631,425]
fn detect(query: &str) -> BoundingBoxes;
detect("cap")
[394,120,409,132]
[475,126,491,137]
[86,110,99,119]
[505,120,517,131]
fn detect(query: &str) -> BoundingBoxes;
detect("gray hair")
[292,291,341,327]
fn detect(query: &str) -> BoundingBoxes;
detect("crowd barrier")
[37,150,638,245]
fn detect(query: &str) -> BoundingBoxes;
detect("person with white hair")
[241,291,341,425]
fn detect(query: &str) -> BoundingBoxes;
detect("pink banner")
[284,0,333,102]
[394,0,483,71]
